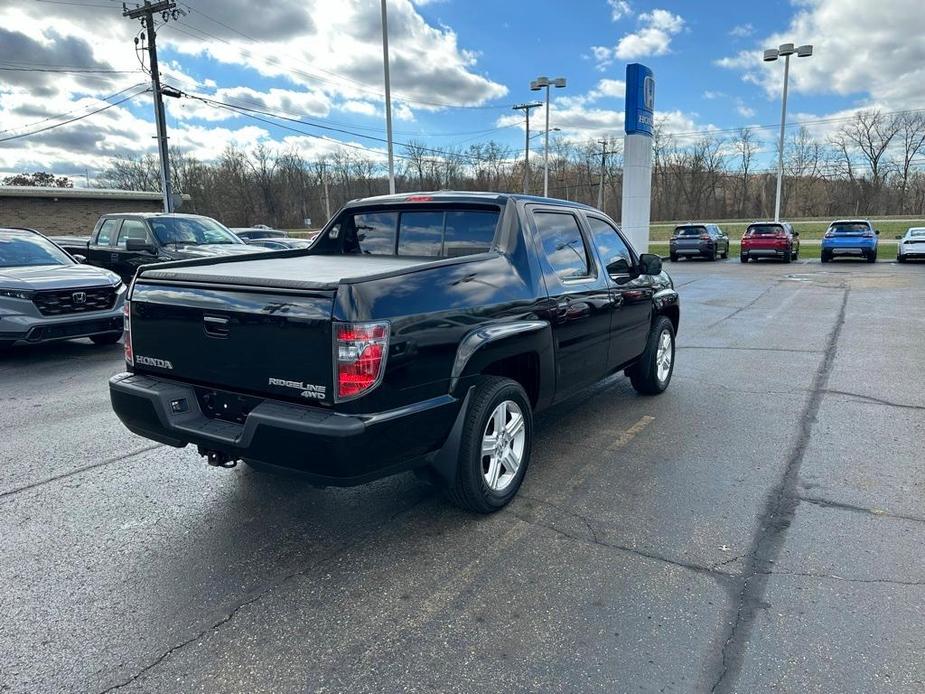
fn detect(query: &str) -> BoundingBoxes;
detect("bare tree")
[732,128,757,217]
[893,112,925,214]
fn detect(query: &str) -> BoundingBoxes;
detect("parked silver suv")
[0,228,125,349]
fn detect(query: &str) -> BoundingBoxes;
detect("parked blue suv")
[821,219,879,263]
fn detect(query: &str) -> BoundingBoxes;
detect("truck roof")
[344,190,598,213]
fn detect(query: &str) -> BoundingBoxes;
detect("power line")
[0,83,148,136]
[0,89,149,143]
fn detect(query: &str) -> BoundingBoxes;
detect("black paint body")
[109,193,680,485]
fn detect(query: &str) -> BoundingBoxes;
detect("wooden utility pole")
[123,1,179,212]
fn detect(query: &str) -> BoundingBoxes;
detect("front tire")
[446,377,532,513]
[627,316,675,395]
[90,332,122,345]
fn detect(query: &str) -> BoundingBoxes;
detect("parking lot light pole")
[531,76,566,197]
[380,0,395,195]
[765,43,813,222]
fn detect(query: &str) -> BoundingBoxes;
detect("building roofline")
[0,186,191,201]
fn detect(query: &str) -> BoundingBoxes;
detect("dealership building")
[0,186,188,235]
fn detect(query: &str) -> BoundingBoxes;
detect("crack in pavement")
[705,287,849,694]
[706,285,776,329]
[821,389,925,412]
[796,494,925,524]
[678,345,824,354]
[515,495,736,583]
[96,491,433,693]
[0,443,163,502]
[760,570,925,587]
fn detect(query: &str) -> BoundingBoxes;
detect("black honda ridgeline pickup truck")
[110,193,680,512]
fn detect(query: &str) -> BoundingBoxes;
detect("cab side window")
[116,220,150,248]
[96,218,121,246]
[533,211,591,280]
[587,216,633,275]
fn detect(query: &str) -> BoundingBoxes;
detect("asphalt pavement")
[1,257,922,693]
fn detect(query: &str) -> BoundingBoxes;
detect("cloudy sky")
[1,0,923,183]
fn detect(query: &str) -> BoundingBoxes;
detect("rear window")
[674,226,706,237]
[344,208,498,257]
[747,224,784,236]
[830,222,870,233]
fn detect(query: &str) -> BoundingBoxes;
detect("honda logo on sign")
[72,291,86,304]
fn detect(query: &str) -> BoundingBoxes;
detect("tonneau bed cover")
[137,254,435,291]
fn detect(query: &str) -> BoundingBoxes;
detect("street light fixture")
[531,75,567,197]
[765,42,813,221]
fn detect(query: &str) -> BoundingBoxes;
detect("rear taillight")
[123,302,133,367]
[700,233,710,240]
[863,230,874,237]
[824,230,835,238]
[335,321,389,400]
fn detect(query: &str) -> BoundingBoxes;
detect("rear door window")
[96,218,121,246]
[533,211,591,280]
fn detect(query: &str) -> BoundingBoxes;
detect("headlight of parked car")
[0,289,35,300]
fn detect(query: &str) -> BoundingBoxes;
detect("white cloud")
[607,0,632,22]
[717,0,925,111]
[729,23,753,38]
[703,90,725,100]
[735,100,756,118]
[0,0,507,175]
[614,9,685,60]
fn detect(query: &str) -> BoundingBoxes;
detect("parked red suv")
[740,222,800,263]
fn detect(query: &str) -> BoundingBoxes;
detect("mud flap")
[428,386,474,487]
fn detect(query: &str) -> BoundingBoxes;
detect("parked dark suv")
[669,224,729,261]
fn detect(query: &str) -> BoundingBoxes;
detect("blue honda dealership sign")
[625,63,654,136]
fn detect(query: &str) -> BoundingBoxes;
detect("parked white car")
[897,227,925,262]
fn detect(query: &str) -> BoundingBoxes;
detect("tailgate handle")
[203,315,230,338]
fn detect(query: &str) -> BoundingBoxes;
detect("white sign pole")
[621,64,654,254]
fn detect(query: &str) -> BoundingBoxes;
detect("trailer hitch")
[199,447,239,469]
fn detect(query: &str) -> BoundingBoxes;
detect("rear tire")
[867,249,877,263]
[782,248,792,263]
[721,244,729,259]
[627,316,675,396]
[445,376,532,514]
[792,245,799,261]
[740,253,748,263]
[670,253,678,262]
[821,251,830,263]
[90,332,122,345]
[898,254,906,263]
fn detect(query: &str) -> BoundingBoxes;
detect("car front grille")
[32,286,117,316]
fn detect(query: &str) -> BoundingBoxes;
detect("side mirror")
[874,229,880,236]
[638,253,663,276]
[125,238,156,253]
[72,254,87,264]
[792,231,799,237]
[895,235,903,240]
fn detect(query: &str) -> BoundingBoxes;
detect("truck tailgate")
[129,282,336,404]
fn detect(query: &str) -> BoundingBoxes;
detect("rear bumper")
[741,247,787,257]
[109,372,462,485]
[670,241,715,256]
[822,239,876,254]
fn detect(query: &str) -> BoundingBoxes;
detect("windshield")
[0,232,73,268]
[674,226,706,237]
[747,224,784,235]
[829,222,869,233]
[149,217,241,246]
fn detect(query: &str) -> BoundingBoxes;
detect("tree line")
[79,109,925,227]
